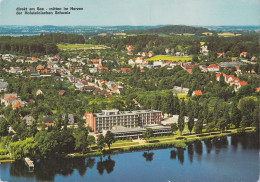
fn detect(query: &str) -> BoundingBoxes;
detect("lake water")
[0,133,259,182]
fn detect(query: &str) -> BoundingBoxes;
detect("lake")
[0,133,259,182]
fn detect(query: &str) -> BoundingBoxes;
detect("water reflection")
[187,144,194,163]
[177,148,184,165]
[170,150,177,160]
[204,139,213,154]
[9,157,109,181]
[213,136,228,154]
[231,133,259,149]
[96,156,116,175]
[142,152,154,162]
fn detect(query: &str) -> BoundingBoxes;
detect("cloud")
[0,0,3,4]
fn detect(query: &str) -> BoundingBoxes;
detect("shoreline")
[66,127,256,159]
[0,127,256,162]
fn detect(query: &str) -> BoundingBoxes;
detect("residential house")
[172,86,189,95]
[126,45,133,51]
[192,90,203,96]
[218,62,244,69]
[43,116,54,126]
[240,52,247,58]
[35,89,44,96]
[184,63,199,74]
[25,66,35,72]
[89,67,98,74]
[92,59,102,67]
[16,59,24,63]
[0,81,8,92]
[207,64,220,72]
[251,56,257,62]
[200,45,209,56]
[83,86,96,92]
[23,115,35,125]
[120,68,131,73]
[75,82,84,90]
[9,67,23,74]
[58,90,66,96]
[217,52,225,58]
[36,65,44,72]
[62,114,74,124]
[1,93,18,106]
[12,101,22,109]
[148,51,154,58]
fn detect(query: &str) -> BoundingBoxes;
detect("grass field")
[146,55,192,62]
[57,44,108,50]
[218,33,241,37]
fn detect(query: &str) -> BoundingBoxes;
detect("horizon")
[0,0,259,26]
[0,24,259,27]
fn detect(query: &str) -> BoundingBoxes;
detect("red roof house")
[192,90,203,96]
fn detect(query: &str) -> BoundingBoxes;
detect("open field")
[218,33,241,37]
[146,55,192,62]
[57,44,109,50]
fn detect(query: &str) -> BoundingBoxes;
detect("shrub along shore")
[0,127,256,162]
[67,127,256,158]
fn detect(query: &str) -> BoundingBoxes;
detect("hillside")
[124,25,210,35]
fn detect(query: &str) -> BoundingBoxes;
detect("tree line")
[0,33,85,56]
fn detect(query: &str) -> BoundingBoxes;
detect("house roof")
[23,115,35,122]
[240,81,248,86]
[121,68,131,71]
[32,57,38,61]
[193,90,203,95]
[6,96,17,102]
[208,64,219,69]
[12,101,22,108]
[92,59,100,63]
[83,112,92,118]
[36,89,44,96]
[36,65,44,70]
[58,90,66,96]
[217,52,225,56]
[43,116,53,123]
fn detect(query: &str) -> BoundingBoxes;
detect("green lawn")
[57,44,108,50]
[146,55,192,62]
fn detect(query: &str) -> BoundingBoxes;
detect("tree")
[194,119,203,134]
[237,85,255,99]
[97,134,105,152]
[230,103,241,128]
[188,111,195,134]
[170,123,178,133]
[87,135,96,149]
[252,108,259,131]
[143,128,153,141]
[178,114,185,135]
[223,107,230,128]
[178,98,185,135]
[206,122,215,133]
[0,118,8,136]
[192,55,199,63]
[74,128,89,154]
[217,118,227,133]
[104,131,115,150]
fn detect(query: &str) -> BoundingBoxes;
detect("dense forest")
[124,25,210,35]
[0,33,85,56]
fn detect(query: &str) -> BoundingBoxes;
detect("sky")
[0,0,259,26]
